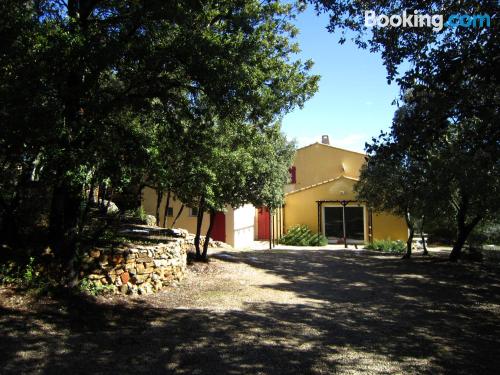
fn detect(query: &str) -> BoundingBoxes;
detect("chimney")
[321,135,330,145]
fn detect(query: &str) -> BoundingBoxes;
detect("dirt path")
[1,248,500,374]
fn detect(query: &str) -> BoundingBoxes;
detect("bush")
[0,257,51,294]
[134,206,148,222]
[468,221,500,247]
[0,257,37,285]
[122,206,149,224]
[279,225,328,246]
[365,239,406,254]
[0,261,19,285]
[79,277,115,296]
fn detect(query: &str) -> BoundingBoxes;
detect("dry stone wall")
[80,238,188,295]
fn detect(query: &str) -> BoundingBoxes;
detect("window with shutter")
[289,166,296,183]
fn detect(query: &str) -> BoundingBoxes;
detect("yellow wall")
[372,213,408,242]
[288,143,366,190]
[141,187,211,234]
[284,174,408,242]
[143,143,408,244]
[285,177,358,234]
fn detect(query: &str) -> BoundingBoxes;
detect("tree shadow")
[0,249,499,374]
[211,249,500,373]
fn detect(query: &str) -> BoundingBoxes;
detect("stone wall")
[80,238,187,295]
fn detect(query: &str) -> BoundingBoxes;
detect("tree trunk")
[201,209,216,260]
[449,215,482,261]
[51,0,89,285]
[163,191,171,228]
[48,181,82,284]
[421,231,428,255]
[420,216,428,256]
[89,177,96,204]
[105,188,114,212]
[171,204,184,228]
[78,176,96,236]
[402,210,414,259]
[97,183,103,208]
[155,189,163,226]
[98,183,107,210]
[0,202,18,247]
[194,196,205,259]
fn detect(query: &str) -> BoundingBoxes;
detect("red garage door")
[211,212,226,242]
[257,207,270,240]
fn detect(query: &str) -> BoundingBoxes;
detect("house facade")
[269,138,408,243]
[142,136,407,248]
[141,187,256,248]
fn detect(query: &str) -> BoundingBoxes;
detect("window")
[324,206,364,241]
[289,166,296,184]
[190,207,199,217]
[166,207,173,217]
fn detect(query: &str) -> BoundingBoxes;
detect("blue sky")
[282,6,402,152]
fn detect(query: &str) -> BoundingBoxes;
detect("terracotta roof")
[296,142,366,156]
[285,175,359,196]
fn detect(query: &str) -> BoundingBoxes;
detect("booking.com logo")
[365,10,491,32]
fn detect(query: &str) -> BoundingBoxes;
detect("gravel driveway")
[1,247,500,374]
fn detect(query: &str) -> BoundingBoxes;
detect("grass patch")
[365,239,406,254]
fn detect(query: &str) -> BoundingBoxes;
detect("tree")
[355,115,434,258]
[389,84,499,260]
[171,111,297,260]
[198,122,296,259]
[1,1,318,273]
[311,0,499,259]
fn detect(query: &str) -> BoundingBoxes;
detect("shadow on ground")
[1,249,500,374]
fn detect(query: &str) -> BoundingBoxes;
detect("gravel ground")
[1,247,500,374]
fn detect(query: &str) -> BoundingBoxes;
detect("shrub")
[365,239,406,254]
[0,262,19,285]
[134,207,148,222]
[279,225,328,247]
[123,206,148,224]
[79,278,115,296]
[0,257,51,294]
[468,221,500,247]
[0,257,38,285]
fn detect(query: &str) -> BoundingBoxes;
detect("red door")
[257,207,270,240]
[211,212,226,242]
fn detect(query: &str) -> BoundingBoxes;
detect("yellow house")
[274,137,408,244]
[142,136,407,248]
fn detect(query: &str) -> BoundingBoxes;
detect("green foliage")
[23,257,36,284]
[468,220,500,247]
[78,278,115,296]
[366,240,406,254]
[0,262,18,285]
[0,257,50,293]
[121,207,148,225]
[134,207,148,223]
[1,0,318,264]
[279,225,328,247]
[316,0,499,258]
[0,257,38,285]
